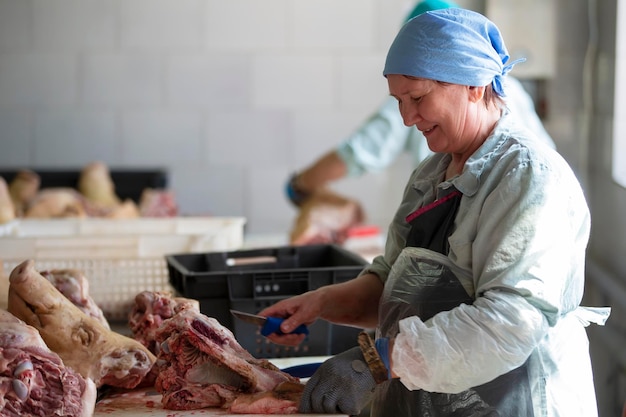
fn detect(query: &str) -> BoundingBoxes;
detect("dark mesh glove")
[298,346,377,415]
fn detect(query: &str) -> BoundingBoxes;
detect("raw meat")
[41,268,110,330]
[229,381,304,414]
[138,188,179,217]
[129,291,200,388]
[290,188,364,245]
[129,290,199,355]
[23,188,88,218]
[0,176,16,224]
[0,265,8,311]
[0,309,97,417]
[78,161,121,208]
[7,260,156,389]
[153,308,301,412]
[8,169,40,217]
[77,161,142,219]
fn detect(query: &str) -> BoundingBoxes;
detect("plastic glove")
[289,189,364,245]
[285,173,311,207]
[299,346,376,415]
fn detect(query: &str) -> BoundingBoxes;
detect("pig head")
[8,259,156,389]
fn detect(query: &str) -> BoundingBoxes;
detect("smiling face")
[387,74,497,163]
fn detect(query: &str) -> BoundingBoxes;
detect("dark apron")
[370,188,534,417]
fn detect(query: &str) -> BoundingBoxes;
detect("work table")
[93,356,348,417]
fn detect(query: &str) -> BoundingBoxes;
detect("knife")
[230,309,309,337]
[280,362,324,378]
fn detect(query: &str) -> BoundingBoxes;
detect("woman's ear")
[468,85,485,102]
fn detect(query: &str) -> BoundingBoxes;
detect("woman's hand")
[258,290,324,346]
[258,273,384,347]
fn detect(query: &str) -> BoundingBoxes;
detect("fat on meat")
[0,309,96,417]
[7,260,156,389]
[154,308,302,412]
[41,268,110,330]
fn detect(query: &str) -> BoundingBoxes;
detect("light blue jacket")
[364,111,609,416]
[337,77,555,176]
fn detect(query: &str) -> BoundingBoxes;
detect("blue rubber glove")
[285,173,310,207]
[298,346,377,415]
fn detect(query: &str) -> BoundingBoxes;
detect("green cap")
[404,0,459,23]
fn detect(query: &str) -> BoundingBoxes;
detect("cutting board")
[93,387,345,416]
[94,357,346,417]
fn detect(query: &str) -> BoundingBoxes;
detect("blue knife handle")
[261,317,309,337]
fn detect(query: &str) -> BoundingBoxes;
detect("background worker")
[285,0,556,245]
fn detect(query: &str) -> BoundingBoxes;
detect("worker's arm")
[286,151,347,206]
[297,151,347,192]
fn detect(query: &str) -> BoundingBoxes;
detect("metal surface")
[230,309,268,326]
[230,309,309,336]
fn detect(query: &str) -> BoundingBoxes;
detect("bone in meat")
[129,291,200,388]
[7,260,156,389]
[41,268,110,330]
[154,308,301,411]
[129,290,199,355]
[0,309,97,417]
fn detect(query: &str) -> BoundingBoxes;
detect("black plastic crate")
[166,244,369,357]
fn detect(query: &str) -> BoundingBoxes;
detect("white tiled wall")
[0,0,424,235]
[2,0,564,237]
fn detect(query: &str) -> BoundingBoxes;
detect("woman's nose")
[400,102,420,127]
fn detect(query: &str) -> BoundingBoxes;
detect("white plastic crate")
[0,217,246,321]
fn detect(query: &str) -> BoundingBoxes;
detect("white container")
[0,217,246,321]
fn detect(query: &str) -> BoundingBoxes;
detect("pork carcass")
[0,309,97,417]
[40,268,110,330]
[0,266,8,311]
[7,260,156,389]
[0,176,16,224]
[23,188,88,218]
[153,308,302,412]
[8,169,40,217]
[78,161,121,208]
[129,290,199,355]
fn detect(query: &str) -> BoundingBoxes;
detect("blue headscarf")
[383,8,523,97]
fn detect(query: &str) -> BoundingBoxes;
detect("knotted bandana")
[383,8,523,97]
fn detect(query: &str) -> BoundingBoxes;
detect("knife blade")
[280,362,324,378]
[230,309,309,337]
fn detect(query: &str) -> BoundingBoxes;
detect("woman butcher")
[260,7,610,416]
